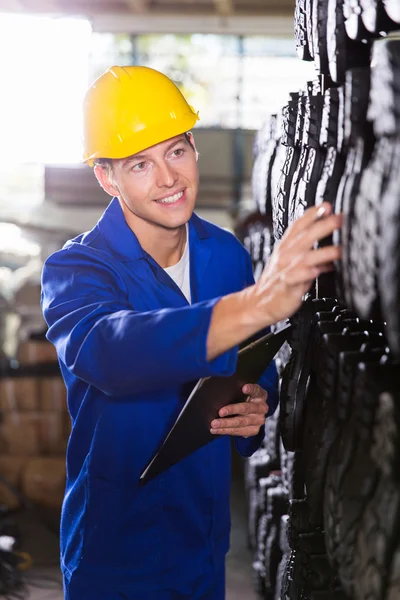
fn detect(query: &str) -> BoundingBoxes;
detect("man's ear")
[94,164,120,197]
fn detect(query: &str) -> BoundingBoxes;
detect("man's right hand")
[206,202,342,362]
[250,202,342,325]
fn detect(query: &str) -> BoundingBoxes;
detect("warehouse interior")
[0,0,399,598]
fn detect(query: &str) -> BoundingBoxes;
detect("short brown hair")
[94,157,113,168]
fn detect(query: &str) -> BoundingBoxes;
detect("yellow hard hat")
[83,65,200,167]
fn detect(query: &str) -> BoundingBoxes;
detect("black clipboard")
[139,322,291,484]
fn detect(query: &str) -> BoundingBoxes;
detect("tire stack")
[236,113,283,281]
[242,2,400,599]
[244,408,290,599]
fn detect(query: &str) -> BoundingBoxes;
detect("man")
[41,66,341,600]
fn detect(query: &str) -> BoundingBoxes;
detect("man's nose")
[156,161,178,188]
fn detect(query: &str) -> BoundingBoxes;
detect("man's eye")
[133,162,146,171]
[173,148,184,157]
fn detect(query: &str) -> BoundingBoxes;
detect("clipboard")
[139,322,291,484]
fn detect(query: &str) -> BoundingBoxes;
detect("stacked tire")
[235,113,283,280]
[242,2,400,598]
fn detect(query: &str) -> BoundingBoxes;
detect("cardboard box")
[21,457,66,508]
[63,410,72,441]
[0,413,41,456]
[18,340,58,365]
[39,377,67,412]
[0,378,38,412]
[0,411,67,456]
[38,412,66,456]
[0,457,26,510]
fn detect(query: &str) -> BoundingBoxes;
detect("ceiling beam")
[4,0,23,9]
[214,0,233,16]
[126,0,149,12]
[92,14,295,35]
[0,0,49,10]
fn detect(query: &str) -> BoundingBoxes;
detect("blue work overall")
[41,198,278,599]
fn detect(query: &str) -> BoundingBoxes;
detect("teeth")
[158,191,183,204]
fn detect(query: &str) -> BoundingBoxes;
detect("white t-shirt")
[164,224,191,304]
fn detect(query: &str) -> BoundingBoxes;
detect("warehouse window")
[89,33,315,131]
[0,14,91,165]
[0,19,314,169]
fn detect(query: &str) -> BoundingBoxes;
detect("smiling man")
[41,66,342,600]
[94,131,199,270]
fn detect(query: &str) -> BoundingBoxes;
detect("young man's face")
[96,133,199,232]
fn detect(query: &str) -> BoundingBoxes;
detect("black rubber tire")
[281,443,306,501]
[280,514,291,554]
[288,499,312,549]
[247,452,280,550]
[334,133,375,308]
[347,136,395,319]
[354,480,400,600]
[319,87,342,150]
[263,407,281,467]
[323,361,397,596]
[327,0,371,84]
[264,487,289,593]
[335,347,388,423]
[259,474,284,516]
[252,115,279,216]
[368,38,400,139]
[273,96,302,242]
[315,147,346,209]
[245,447,279,492]
[281,550,304,600]
[302,325,385,526]
[288,94,325,225]
[360,0,400,34]
[379,139,400,357]
[313,0,331,76]
[274,552,290,600]
[382,0,400,23]
[281,444,294,499]
[271,142,288,224]
[235,211,274,281]
[343,0,370,40]
[280,297,337,452]
[387,545,400,600]
[295,0,314,61]
[343,68,371,145]
[275,340,292,378]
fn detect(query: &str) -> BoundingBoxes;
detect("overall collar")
[98,197,211,264]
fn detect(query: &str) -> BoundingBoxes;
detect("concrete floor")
[3,451,258,599]
[226,451,258,600]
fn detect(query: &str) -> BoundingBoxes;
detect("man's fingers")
[304,245,342,267]
[211,413,265,430]
[211,426,262,437]
[219,400,268,418]
[242,383,267,399]
[210,404,268,429]
[281,203,333,242]
[287,213,343,253]
[318,263,335,274]
[278,268,318,287]
[281,203,340,249]
[277,246,341,287]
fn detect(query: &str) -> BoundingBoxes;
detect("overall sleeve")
[41,245,238,397]
[234,249,279,458]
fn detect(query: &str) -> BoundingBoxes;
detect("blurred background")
[0,1,400,600]
[0,1,311,599]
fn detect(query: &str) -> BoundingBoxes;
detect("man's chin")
[157,208,195,230]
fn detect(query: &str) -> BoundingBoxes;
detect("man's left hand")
[210,384,268,439]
